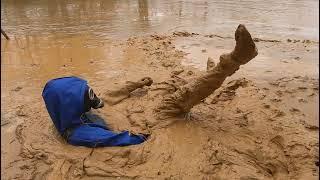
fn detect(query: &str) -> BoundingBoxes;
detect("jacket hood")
[42,76,88,134]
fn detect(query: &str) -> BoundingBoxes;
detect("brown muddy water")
[1,0,319,180]
[1,0,319,40]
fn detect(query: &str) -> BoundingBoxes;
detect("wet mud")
[1,1,319,178]
[1,25,319,180]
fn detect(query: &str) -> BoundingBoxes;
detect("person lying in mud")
[103,24,258,119]
[43,24,258,148]
[42,77,150,147]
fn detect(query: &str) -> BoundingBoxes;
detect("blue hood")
[42,76,147,147]
[42,76,88,134]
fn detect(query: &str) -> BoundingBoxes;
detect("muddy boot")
[103,77,153,105]
[155,24,258,119]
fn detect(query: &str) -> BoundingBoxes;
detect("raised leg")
[155,24,258,118]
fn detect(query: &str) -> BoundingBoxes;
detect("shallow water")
[1,0,319,40]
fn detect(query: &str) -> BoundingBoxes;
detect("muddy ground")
[1,31,319,180]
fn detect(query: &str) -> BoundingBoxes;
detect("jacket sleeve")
[67,124,146,147]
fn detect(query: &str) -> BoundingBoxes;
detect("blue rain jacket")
[42,76,146,147]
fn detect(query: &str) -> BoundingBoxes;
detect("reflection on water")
[1,0,319,40]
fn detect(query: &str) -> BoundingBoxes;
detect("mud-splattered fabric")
[42,76,146,147]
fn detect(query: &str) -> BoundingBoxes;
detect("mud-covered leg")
[155,24,258,119]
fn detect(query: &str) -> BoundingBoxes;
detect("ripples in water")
[1,0,318,40]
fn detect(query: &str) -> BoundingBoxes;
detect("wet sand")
[1,0,319,179]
